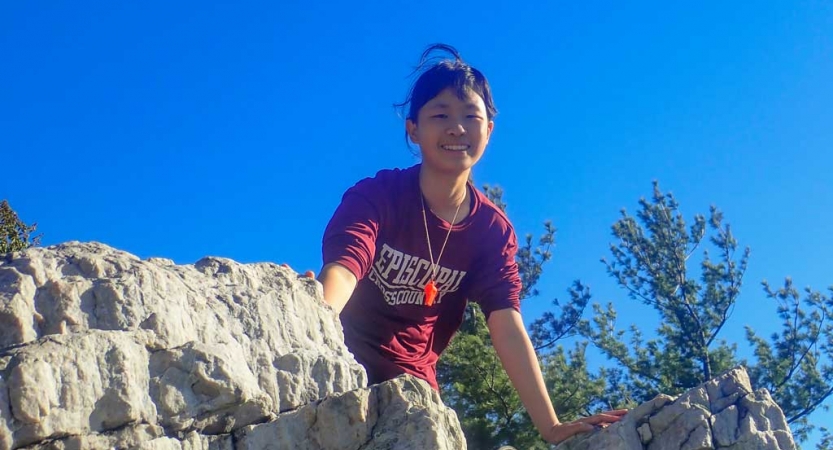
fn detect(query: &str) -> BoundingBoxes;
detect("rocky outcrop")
[555,366,796,450]
[0,242,798,450]
[0,242,464,450]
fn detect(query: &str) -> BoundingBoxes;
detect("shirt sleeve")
[468,226,522,319]
[321,181,384,281]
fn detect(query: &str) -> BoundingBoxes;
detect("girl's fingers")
[280,264,315,278]
[582,411,628,425]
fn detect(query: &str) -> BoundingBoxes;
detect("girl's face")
[406,87,494,176]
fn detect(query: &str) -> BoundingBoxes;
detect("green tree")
[746,280,833,443]
[815,428,832,450]
[580,182,832,443]
[1,200,41,254]
[438,303,526,448]
[440,181,832,447]
[580,182,743,401]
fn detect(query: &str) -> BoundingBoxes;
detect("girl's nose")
[447,123,466,136]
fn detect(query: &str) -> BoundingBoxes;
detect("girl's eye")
[467,115,481,119]
[432,114,448,119]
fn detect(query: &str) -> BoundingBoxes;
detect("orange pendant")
[424,280,438,306]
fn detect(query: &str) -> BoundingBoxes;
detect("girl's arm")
[318,262,357,314]
[487,308,626,444]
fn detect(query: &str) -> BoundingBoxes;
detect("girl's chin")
[420,147,483,169]
[422,160,479,175]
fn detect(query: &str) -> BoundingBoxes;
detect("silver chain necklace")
[420,190,463,307]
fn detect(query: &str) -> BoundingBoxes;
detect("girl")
[317,44,625,444]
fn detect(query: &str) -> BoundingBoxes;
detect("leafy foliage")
[439,181,832,448]
[580,181,832,443]
[438,303,527,448]
[816,428,832,450]
[580,182,744,400]
[1,200,41,254]
[746,279,833,443]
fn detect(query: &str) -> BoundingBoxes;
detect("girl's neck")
[418,165,471,224]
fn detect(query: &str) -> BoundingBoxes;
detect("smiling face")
[406,87,494,176]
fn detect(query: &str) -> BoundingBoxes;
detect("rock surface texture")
[0,242,464,450]
[555,366,796,450]
[0,242,798,449]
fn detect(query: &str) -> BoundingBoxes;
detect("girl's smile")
[406,87,494,175]
[440,144,470,151]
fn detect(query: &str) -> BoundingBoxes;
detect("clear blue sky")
[2,1,831,444]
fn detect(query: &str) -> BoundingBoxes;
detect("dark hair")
[395,44,497,149]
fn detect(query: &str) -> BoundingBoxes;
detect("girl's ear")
[406,119,419,144]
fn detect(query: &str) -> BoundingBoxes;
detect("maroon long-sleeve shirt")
[322,164,521,390]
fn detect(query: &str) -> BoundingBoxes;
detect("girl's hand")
[544,409,628,444]
[280,263,315,278]
[281,263,356,313]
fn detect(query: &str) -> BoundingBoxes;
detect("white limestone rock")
[0,242,366,450]
[554,366,796,450]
